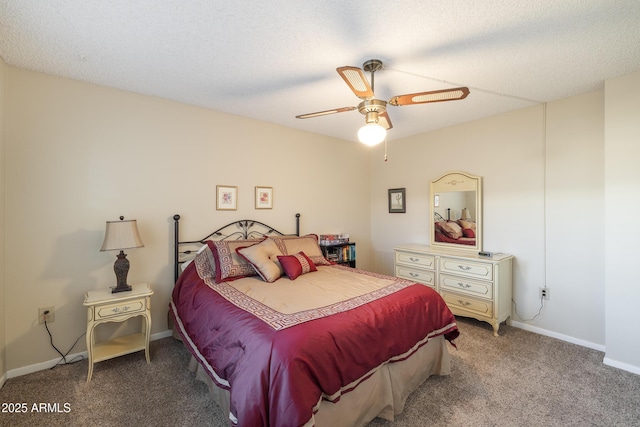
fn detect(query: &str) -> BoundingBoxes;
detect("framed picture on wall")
[255,186,273,209]
[216,185,237,210]
[388,188,406,213]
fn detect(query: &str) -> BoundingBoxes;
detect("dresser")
[395,244,513,336]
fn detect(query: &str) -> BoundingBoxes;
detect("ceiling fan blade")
[378,111,393,130]
[337,66,374,99]
[295,106,356,119]
[389,87,470,106]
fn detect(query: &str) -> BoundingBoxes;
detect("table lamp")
[100,216,144,293]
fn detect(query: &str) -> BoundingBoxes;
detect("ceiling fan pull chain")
[384,138,388,162]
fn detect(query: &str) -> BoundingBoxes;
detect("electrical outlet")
[539,287,550,300]
[38,306,55,324]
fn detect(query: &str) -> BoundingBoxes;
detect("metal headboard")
[434,212,446,222]
[173,213,300,282]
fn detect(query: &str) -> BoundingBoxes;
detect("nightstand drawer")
[440,274,493,299]
[395,251,435,269]
[396,266,435,288]
[441,291,494,317]
[95,299,146,320]
[440,257,493,281]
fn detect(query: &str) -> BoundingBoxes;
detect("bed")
[169,214,459,427]
[434,213,477,246]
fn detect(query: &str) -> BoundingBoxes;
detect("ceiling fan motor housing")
[358,99,387,124]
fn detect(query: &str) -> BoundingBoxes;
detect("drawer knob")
[409,272,421,278]
[457,299,472,307]
[409,257,420,263]
[457,265,471,271]
[111,305,130,314]
[457,282,471,289]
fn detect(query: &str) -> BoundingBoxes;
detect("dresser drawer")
[396,266,435,288]
[440,257,493,281]
[441,291,494,317]
[395,251,435,269]
[95,299,146,320]
[440,274,493,300]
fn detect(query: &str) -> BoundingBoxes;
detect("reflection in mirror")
[430,171,482,252]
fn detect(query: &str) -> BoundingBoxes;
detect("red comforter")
[171,263,458,427]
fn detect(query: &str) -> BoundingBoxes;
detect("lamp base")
[112,250,132,293]
[111,284,132,293]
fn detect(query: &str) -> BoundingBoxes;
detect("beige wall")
[370,91,606,348]
[2,64,639,376]
[604,70,640,371]
[0,57,7,383]
[4,68,372,371]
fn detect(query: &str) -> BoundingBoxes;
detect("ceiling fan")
[296,59,470,145]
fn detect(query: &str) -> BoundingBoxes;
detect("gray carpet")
[1,318,639,427]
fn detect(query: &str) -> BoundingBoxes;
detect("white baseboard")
[603,357,640,376]
[510,320,606,352]
[5,329,174,381]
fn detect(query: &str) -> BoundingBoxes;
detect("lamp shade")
[358,123,386,146]
[460,208,471,221]
[100,219,144,251]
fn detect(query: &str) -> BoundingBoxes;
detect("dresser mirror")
[430,171,482,252]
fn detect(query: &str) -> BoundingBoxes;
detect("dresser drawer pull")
[409,257,421,263]
[457,265,471,271]
[457,282,471,289]
[409,272,420,278]
[458,300,472,307]
[111,306,130,314]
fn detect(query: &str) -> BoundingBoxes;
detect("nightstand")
[83,282,153,382]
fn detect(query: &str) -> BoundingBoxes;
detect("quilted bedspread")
[171,262,458,427]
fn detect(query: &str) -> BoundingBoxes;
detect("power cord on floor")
[43,310,86,369]
[512,296,545,322]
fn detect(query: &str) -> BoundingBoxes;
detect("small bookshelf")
[320,235,356,268]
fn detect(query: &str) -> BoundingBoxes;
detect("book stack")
[319,234,349,246]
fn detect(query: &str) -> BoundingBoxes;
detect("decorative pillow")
[437,221,463,239]
[462,228,476,238]
[193,242,217,280]
[210,238,264,282]
[236,238,284,283]
[277,252,317,280]
[458,220,476,230]
[269,234,331,266]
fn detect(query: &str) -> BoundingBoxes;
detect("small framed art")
[255,186,273,209]
[388,188,406,213]
[216,185,237,210]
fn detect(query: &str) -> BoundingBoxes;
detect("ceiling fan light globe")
[358,123,386,146]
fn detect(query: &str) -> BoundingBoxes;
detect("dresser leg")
[492,323,500,337]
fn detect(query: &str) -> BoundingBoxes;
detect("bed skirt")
[187,334,451,427]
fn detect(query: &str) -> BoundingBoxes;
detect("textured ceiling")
[2,0,640,143]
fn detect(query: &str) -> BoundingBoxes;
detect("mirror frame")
[430,171,482,252]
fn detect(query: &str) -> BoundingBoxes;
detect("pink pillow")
[277,252,317,280]
[462,228,475,238]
